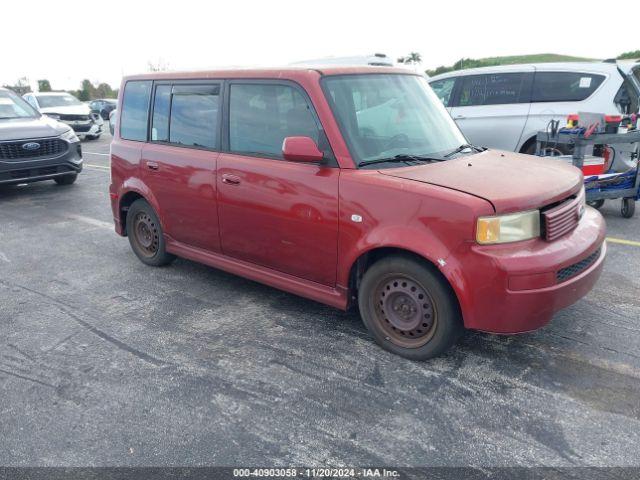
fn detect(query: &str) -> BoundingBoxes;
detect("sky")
[1,0,628,92]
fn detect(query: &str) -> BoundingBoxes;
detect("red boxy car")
[109,67,606,360]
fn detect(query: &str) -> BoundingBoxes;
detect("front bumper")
[455,207,606,333]
[67,122,102,138]
[0,141,83,185]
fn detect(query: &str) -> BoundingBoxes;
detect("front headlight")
[60,129,79,143]
[476,210,541,245]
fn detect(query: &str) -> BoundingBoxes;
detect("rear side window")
[151,84,220,149]
[169,85,220,148]
[229,83,318,158]
[430,78,456,106]
[120,81,151,141]
[458,73,529,106]
[531,72,605,102]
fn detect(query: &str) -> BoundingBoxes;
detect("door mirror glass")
[282,136,323,163]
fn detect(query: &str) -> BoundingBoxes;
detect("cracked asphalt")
[0,129,639,468]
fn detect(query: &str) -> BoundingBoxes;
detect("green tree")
[398,52,422,65]
[37,79,52,92]
[617,50,640,60]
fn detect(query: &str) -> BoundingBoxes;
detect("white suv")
[429,61,640,169]
[23,92,104,140]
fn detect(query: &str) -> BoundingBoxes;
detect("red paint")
[110,67,606,335]
[282,136,324,163]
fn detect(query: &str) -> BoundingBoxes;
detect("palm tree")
[406,52,422,65]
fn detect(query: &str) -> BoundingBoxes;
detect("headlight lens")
[476,210,541,245]
[60,129,79,143]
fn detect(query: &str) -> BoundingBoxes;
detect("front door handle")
[222,173,241,185]
[454,115,466,120]
[146,161,159,170]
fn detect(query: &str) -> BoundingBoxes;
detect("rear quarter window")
[531,72,605,102]
[120,81,152,141]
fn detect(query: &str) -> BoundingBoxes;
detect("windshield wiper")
[359,154,443,167]
[443,143,486,158]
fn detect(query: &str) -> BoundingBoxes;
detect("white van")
[429,61,640,167]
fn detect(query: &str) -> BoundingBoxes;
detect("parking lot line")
[606,237,640,247]
[85,164,110,170]
[67,214,113,229]
[84,151,110,156]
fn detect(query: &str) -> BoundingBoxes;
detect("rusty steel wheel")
[358,255,463,360]
[132,212,159,258]
[126,199,176,267]
[374,274,437,348]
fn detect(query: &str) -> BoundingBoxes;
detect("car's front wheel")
[126,199,176,267]
[54,174,78,185]
[358,255,463,360]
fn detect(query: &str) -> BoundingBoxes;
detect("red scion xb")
[109,67,606,360]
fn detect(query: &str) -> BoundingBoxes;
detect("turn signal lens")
[476,210,540,245]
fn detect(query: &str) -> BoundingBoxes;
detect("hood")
[0,115,69,142]
[380,150,583,213]
[39,104,91,115]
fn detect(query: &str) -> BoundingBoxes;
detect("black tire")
[587,199,605,210]
[358,255,463,360]
[126,199,176,267]
[621,198,635,219]
[54,174,78,185]
[523,142,537,156]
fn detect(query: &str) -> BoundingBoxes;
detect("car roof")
[429,61,621,81]
[123,66,415,82]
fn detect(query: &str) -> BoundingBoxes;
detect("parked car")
[89,98,118,120]
[0,87,83,186]
[23,91,104,140]
[109,108,117,136]
[429,61,640,170]
[110,67,605,360]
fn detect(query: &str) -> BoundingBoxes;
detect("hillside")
[426,53,596,77]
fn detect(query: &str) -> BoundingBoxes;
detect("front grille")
[557,247,601,283]
[0,138,68,160]
[542,189,584,241]
[71,124,92,133]
[59,114,90,121]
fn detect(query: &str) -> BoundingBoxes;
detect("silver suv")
[0,87,83,186]
[430,61,640,170]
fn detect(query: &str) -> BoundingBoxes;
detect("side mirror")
[282,136,323,163]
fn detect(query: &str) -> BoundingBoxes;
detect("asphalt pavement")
[0,127,639,468]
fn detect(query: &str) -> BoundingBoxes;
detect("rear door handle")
[146,161,159,170]
[222,173,241,185]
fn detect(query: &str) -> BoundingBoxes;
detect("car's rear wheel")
[126,199,176,267]
[358,255,463,360]
[54,174,78,185]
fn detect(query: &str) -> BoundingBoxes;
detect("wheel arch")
[519,134,538,154]
[117,180,163,236]
[346,246,465,323]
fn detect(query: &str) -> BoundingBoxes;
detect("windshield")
[0,90,39,119]
[36,93,83,108]
[322,74,466,166]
